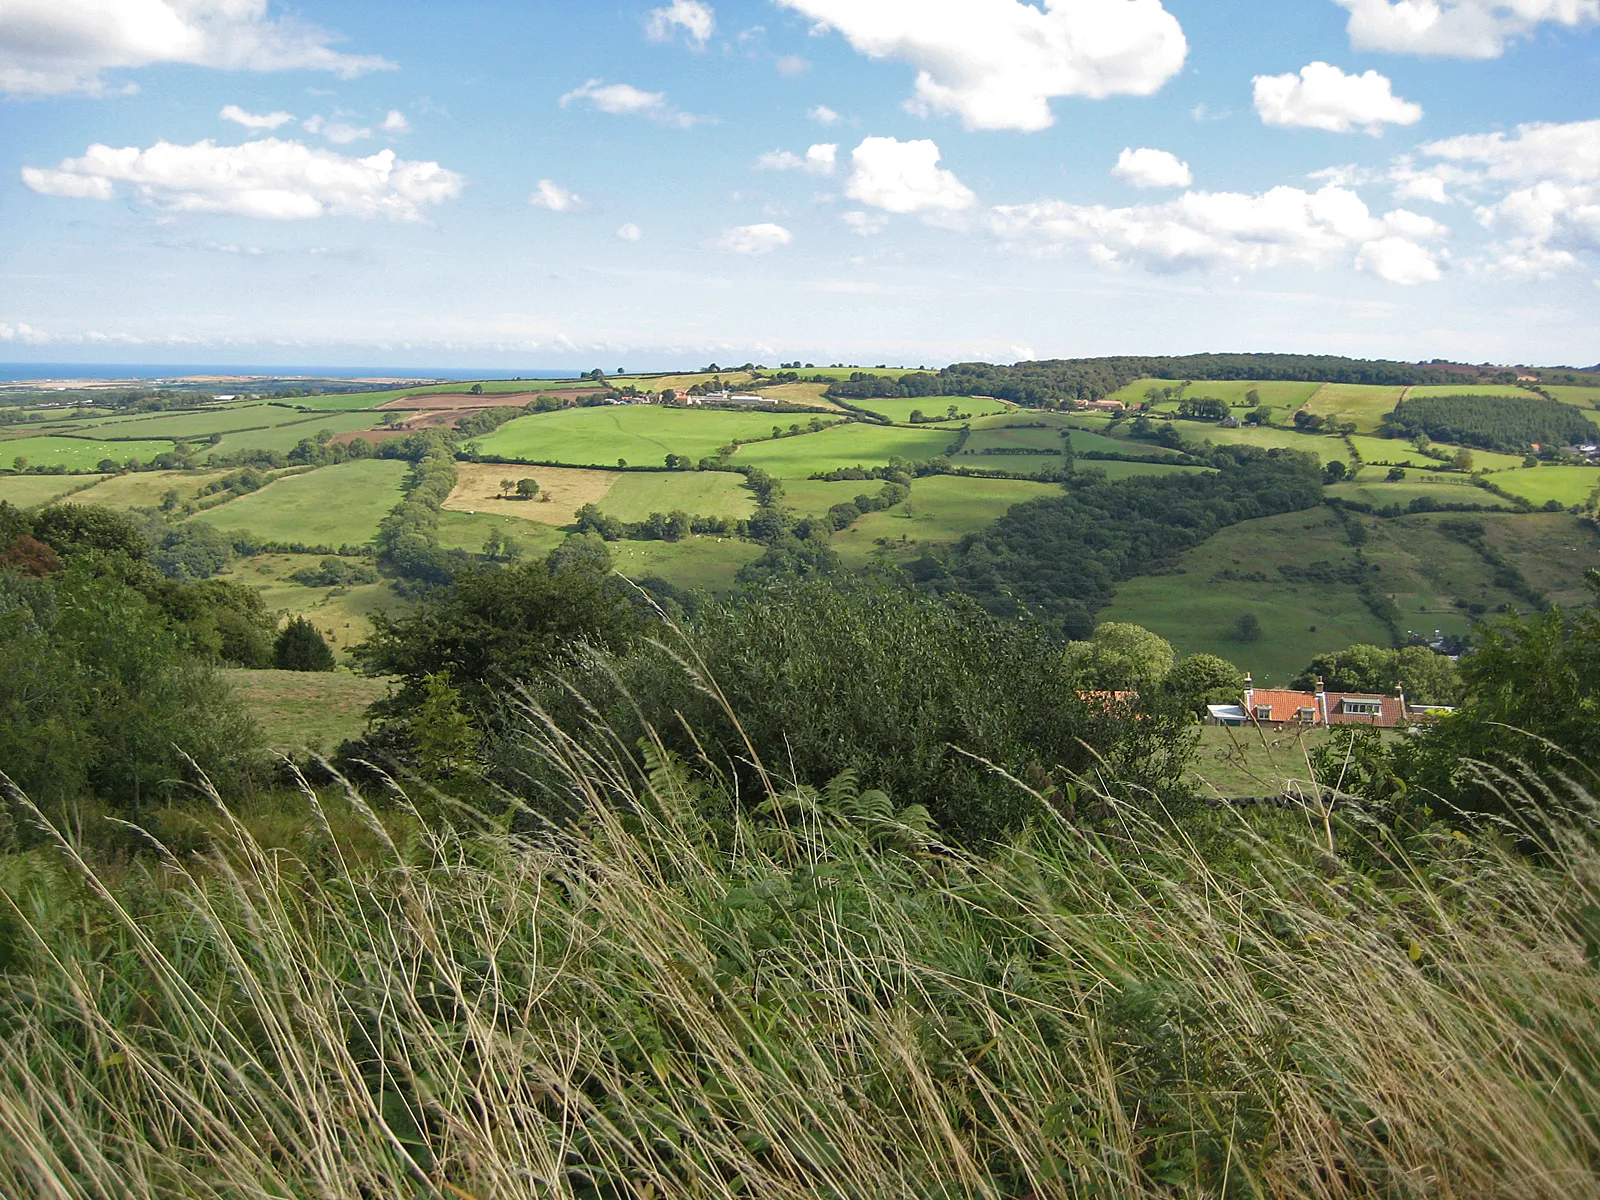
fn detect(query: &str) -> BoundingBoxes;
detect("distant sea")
[0,363,578,383]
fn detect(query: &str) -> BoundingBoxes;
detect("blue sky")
[2,0,1597,369]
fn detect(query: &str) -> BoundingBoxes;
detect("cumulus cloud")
[846,136,976,215]
[529,179,583,211]
[303,115,371,144]
[646,0,715,48]
[809,104,842,124]
[616,223,643,241]
[843,210,889,236]
[1253,63,1422,136]
[774,0,1187,132]
[220,104,293,130]
[0,0,392,97]
[1112,147,1191,188]
[1333,0,1599,58]
[1421,118,1600,183]
[382,110,410,134]
[756,143,837,174]
[20,138,463,221]
[559,78,708,128]
[988,183,1445,283]
[713,223,793,254]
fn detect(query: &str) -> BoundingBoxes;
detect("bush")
[274,617,336,672]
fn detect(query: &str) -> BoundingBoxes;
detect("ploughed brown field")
[376,388,601,410]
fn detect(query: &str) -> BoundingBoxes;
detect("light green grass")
[959,454,1069,477]
[0,473,103,507]
[292,379,591,410]
[1179,422,1350,463]
[832,475,1058,566]
[223,552,408,656]
[478,406,795,467]
[780,478,891,516]
[221,667,390,751]
[0,436,177,471]
[1405,384,1539,400]
[1326,478,1513,509]
[1303,383,1405,432]
[1068,460,1214,481]
[598,471,756,522]
[852,396,1009,423]
[1477,513,1600,606]
[204,412,385,459]
[1489,465,1600,507]
[1544,385,1600,412]
[199,459,409,546]
[66,469,236,511]
[1188,724,1341,800]
[1345,436,1439,467]
[965,426,1065,453]
[1103,379,1322,410]
[610,535,765,590]
[84,403,313,440]
[1063,428,1184,458]
[733,423,957,477]
[434,510,565,558]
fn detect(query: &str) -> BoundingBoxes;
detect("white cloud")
[1334,0,1600,58]
[1421,118,1600,183]
[776,54,811,77]
[809,104,842,124]
[530,179,583,212]
[1112,147,1191,188]
[20,138,464,221]
[1357,236,1444,283]
[756,143,837,174]
[846,137,976,215]
[220,104,294,130]
[988,183,1445,283]
[713,222,793,254]
[382,110,411,134]
[616,223,643,241]
[646,0,716,48]
[774,0,1187,132]
[0,0,392,96]
[315,120,371,145]
[1253,62,1422,136]
[559,78,707,128]
[843,210,889,236]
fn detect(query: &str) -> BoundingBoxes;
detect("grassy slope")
[222,668,389,751]
[1326,478,1513,509]
[831,475,1060,567]
[200,459,409,546]
[222,553,407,656]
[1405,384,1539,399]
[1544,385,1600,412]
[476,406,791,467]
[1179,422,1351,463]
[433,510,566,559]
[0,474,104,507]
[610,535,765,589]
[733,423,957,477]
[66,469,237,511]
[1302,383,1405,432]
[851,396,1010,422]
[1491,465,1600,507]
[1478,512,1600,605]
[204,412,384,459]
[76,403,314,439]
[1104,378,1322,409]
[1,435,176,471]
[601,471,756,522]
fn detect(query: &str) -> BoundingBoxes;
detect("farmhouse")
[1206,676,1422,729]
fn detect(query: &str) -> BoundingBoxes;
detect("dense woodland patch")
[1387,391,1600,452]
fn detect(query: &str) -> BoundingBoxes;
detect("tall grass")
[0,678,1596,1198]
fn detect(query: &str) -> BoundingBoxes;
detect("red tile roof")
[1246,690,1321,724]
[1325,693,1407,728]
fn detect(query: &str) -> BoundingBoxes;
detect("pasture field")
[204,411,385,459]
[1325,478,1513,509]
[1178,422,1350,462]
[1068,460,1214,481]
[1477,513,1600,606]
[1102,508,1395,684]
[68,469,237,511]
[780,478,890,516]
[958,453,1068,477]
[830,475,1058,567]
[851,396,1009,423]
[1302,383,1405,432]
[0,473,104,507]
[783,367,923,382]
[433,510,565,559]
[732,423,956,477]
[200,459,409,546]
[1188,724,1342,801]
[222,668,390,752]
[608,536,765,591]
[1545,385,1600,411]
[291,379,597,411]
[476,406,794,467]
[1404,384,1535,400]
[83,403,313,439]
[0,435,176,471]
[1103,379,1322,410]
[1489,465,1600,507]
[606,372,756,394]
[223,553,406,656]
[601,471,756,522]
[965,425,1065,453]
[1063,428,1184,457]
[444,463,617,525]
[752,382,842,409]
[1345,436,1439,467]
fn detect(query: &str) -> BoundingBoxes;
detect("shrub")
[274,616,336,672]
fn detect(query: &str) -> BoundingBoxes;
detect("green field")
[780,478,890,516]
[222,668,390,751]
[205,412,385,459]
[965,425,1065,453]
[433,509,566,558]
[1104,379,1322,409]
[1,435,177,471]
[223,552,408,656]
[1067,460,1213,481]
[81,403,315,439]
[1345,436,1439,467]
[599,471,756,522]
[291,378,594,411]
[732,423,957,477]
[1187,724,1343,800]
[1178,422,1350,462]
[200,459,410,546]
[1326,478,1513,509]
[831,475,1058,566]
[609,536,766,590]
[1490,465,1600,507]
[851,396,1009,423]
[1477,513,1600,606]
[1404,384,1537,400]
[477,406,795,467]
[0,473,104,507]
[67,469,236,511]
[1302,384,1405,432]
[1545,386,1600,412]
